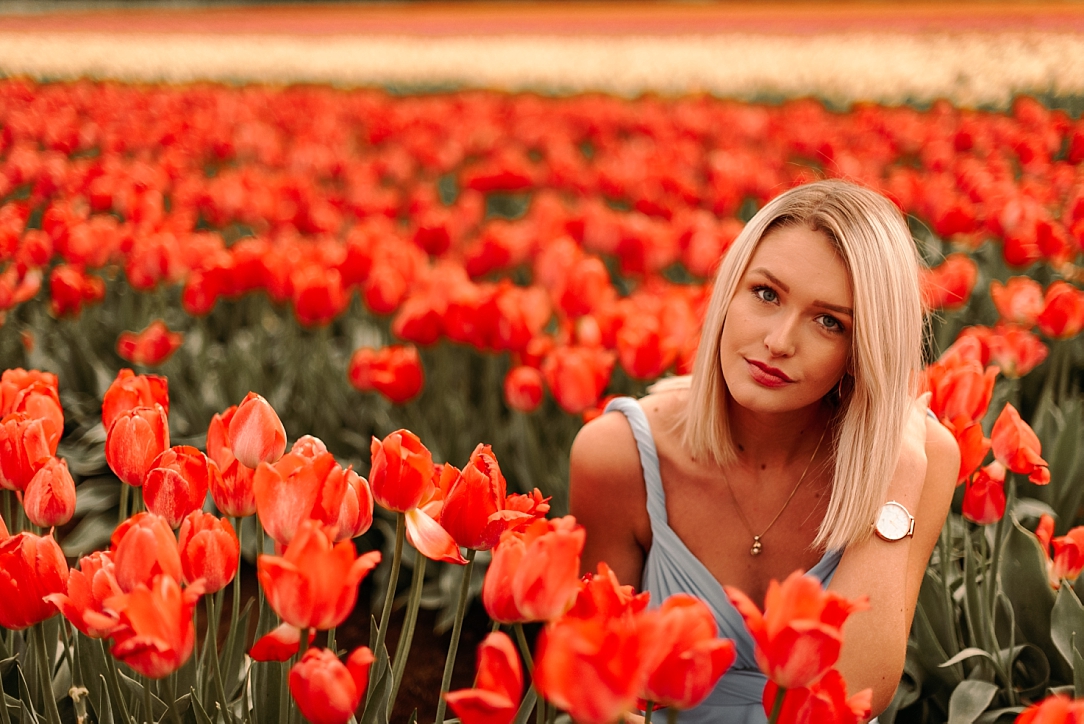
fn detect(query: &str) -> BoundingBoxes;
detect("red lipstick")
[746,359,794,388]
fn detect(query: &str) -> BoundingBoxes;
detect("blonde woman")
[570,180,958,722]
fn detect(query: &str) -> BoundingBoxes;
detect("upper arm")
[568,411,651,589]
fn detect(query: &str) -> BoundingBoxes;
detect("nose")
[764,315,798,357]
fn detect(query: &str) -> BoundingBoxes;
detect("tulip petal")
[405,508,467,564]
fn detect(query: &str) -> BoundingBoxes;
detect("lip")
[745,359,795,388]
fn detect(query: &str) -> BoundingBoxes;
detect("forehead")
[744,225,853,306]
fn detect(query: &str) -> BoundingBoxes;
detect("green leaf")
[947,680,999,724]
[61,512,116,557]
[359,638,391,724]
[513,687,539,724]
[941,648,997,668]
[407,709,418,724]
[1051,585,1084,667]
[221,601,254,699]
[190,687,215,724]
[974,706,1026,724]
[996,644,1049,700]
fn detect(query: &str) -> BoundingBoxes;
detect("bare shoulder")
[924,415,960,498]
[568,399,655,586]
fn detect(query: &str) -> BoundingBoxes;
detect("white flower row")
[0,30,1082,106]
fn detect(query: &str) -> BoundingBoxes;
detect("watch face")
[876,502,912,541]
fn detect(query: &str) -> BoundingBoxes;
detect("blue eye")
[753,286,778,303]
[819,315,843,332]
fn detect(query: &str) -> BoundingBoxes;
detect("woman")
[570,180,959,722]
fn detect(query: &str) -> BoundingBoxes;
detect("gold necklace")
[727,424,829,556]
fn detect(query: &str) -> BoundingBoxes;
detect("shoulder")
[923,414,960,495]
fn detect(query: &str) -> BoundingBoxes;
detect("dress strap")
[603,397,669,526]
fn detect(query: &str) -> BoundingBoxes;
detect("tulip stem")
[142,677,154,724]
[433,548,475,724]
[373,513,406,662]
[390,553,427,707]
[206,597,231,720]
[223,516,243,678]
[118,483,130,526]
[326,627,336,654]
[164,674,182,724]
[666,708,678,724]
[512,623,534,670]
[278,661,290,724]
[298,629,309,660]
[767,685,786,724]
[32,623,62,724]
[644,702,654,724]
[98,637,133,724]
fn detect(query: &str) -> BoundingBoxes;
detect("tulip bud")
[24,456,77,528]
[0,532,69,629]
[111,513,182,592]
[289,647,373,724]
[102,369,169,433]
[178,511,239,594]
[369,430,434,513]
[144,446,219,529]
[0,412,54,492]
[503,366,544,413]
[334,467,374,542]
[229,392,287,469]
[106,404,170,487]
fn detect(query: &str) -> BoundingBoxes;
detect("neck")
[726,396,834,467]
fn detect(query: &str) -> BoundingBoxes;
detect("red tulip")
[49,263,104,318]
[206,406,256,517]
[725,570,868,689]
[8,380,63,450]
[178,511,239,594]
[0,412,55,492]
[503,366,544,413]
[981,325,1049,379]
[920,253,977,310]
[1035,515,1084,590]
[616,315,678,381]
[111,513,182,592]
[258,519,381,630]
[990,276,1044,327]
[229,391,287,469]
[253,450,347,545]
[291,265,348,327]
[347,345,425,404]
[105,404,169,487]
[641,594,736,710]
[116,319,184,366]
[533,605,649,724]
[0,368,59,417]
[143,445,218,529]
[102,369,169,433]
[566,562,650,620]
[963,462,1007,526]
[369,429,434,514]
[541,345,615,415]
[105,574,204,679]
[762,669,872,724]
[441,444,532,551]
[1015,694,1084,724]
[23,456,76,527]
[334,467,374,542]
[249,622,316,662]
[991,403,1050,484]
[0,511,7,540]
[950,420,992,485]
[45,550,123,639]
[445,632,523,724]
[289,647,374,724]
[0,531,69,629]
[482,516,585,624]
[1037,281,1084,340]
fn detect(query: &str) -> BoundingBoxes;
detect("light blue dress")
[603,397,844,723]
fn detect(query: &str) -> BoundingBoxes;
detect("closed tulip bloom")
[445,632,523,724]
[334,467,374,542]
[541,345,615,415]
[762,669,872,724]
[111,513,182,592]
[0,368,59,417]
[249,622,316,662]
[533,608,647,724]
[503,366,544,413]
[229,392,287,469]
[144,446,218,529]
[102,369,169,434]
[725,571,869,690]
[441,444,530,551]
[0,531,69,629]
[369,430,434,513]
[991,403,1050,484]
[0,412,55,492]
[116,319,184,367]
[254,451,347,545]
[10,380,63,451]
[105,574,204,679]
[1016,694,1084,724]
[990,276,1044,327]
[45,550,123,638]
[24,456,77,527]
[1037,281,1084,340]
[258,519,382,630]
[919,253,977,310]
[642,594,736,710]
[289,647,374,724]
[962,462,1007,526]
[348,345,425,404]
[925,357,999,429]
[1035,515,1084,589]
[178,511,239,594]
[106,404,170,487]
[985,325,1049,379]
[207,406,256,517]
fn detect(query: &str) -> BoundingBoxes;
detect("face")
[719,224,854,415]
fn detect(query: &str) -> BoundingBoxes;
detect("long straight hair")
[672,180,924,551]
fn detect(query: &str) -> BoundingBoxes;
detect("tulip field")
[0,70,1083,724]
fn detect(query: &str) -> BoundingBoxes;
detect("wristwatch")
[874,501,915,542]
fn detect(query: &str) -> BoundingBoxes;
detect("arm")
[568,410,652,588]
[830,408,959,716]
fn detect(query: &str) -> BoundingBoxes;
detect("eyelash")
[751,285,845,334]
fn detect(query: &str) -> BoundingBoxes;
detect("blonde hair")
[658,179,924,551]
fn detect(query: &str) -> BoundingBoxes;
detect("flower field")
[0,70,1082,724]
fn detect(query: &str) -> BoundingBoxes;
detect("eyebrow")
[749,267,854,317]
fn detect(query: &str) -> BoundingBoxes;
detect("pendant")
[750,536,762,556]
